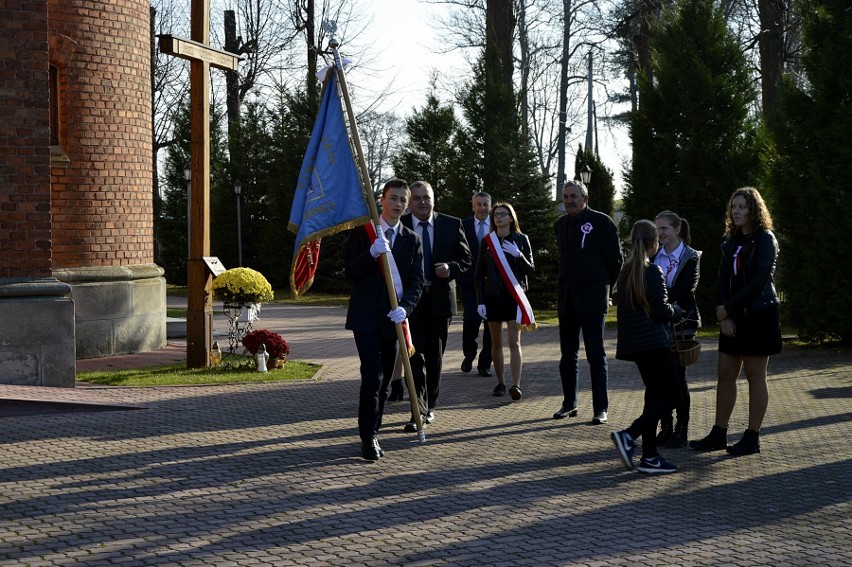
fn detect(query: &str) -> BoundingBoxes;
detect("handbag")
[671,321,701,367]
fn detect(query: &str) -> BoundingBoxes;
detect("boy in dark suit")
[345,179,424,460]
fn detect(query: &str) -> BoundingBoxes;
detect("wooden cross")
[159,0,239,368]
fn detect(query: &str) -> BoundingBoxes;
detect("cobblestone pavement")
[1,302,850,566]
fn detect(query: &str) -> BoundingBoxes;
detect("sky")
[350,0,632,195]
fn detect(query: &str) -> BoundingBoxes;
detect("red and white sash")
[485,232,537,330]
[364,222,415,356]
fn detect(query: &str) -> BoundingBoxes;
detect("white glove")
[388,306,407,324]
[477,305,487,320]
[370,235,391,258]
[501,240,520,258]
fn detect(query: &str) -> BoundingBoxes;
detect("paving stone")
[1,302,850,565]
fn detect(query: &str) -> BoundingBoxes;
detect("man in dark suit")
[460,191,493,377]
[554,179,622,425]
[345,179,424,461]
[399,180,471,431]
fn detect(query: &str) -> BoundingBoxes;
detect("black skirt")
[485,284,518,323]
[718,303,782,356]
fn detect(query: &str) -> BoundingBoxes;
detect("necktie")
[420,220,432,283]
[666,256,678,284]
[477,220,485,242]
[385,227,394,248]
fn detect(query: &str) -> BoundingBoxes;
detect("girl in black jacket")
[690,187,781,456]
[611,220,684,474]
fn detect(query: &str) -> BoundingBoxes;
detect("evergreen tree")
[574,144,616,219]
[770,0,852,341]
[625,0,764,321]
[158,102,229,285]
[452,53,559,308]
[392,90,463,215]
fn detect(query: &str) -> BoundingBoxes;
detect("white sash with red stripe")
[485,232,537,331]
[364,222,415,356]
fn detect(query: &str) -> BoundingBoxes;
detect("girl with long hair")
[474,202,535,400]
[690,187,781,456]
[611,220,684,474]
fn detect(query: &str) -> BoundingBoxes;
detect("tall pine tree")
[625,0,764,321]
[770,0,852,341]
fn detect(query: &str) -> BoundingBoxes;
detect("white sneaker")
[592,411,608,424]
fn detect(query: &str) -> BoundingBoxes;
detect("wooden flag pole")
[329,38,425,443]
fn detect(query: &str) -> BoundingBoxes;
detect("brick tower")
[0,0,165,386]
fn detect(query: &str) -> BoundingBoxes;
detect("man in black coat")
[345,179,424,460]
[399,180,471,431]
[459,191,493,377]
[554,180,622,425]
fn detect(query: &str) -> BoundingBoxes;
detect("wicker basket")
[672,323,701,367]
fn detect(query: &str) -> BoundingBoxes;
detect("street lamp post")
[183,162,192,257]
[234,179,243,266]
[579,163,593,185]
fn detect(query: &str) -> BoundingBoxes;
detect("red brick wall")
[49,0,153,268]
[0,0,53,278]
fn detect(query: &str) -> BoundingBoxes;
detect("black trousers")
[409,293,451,417]
[461,288,492,370]
[625,348,682,458]
[353,330,398,443]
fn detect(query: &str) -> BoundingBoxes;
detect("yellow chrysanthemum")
[212,267,274,304]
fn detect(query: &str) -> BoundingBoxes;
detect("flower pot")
[237,303,259,323]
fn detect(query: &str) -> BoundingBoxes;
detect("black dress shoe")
[478,367,493,377]
[461,358,473,373]
[553,405,578,419]
[361,438,382,461]
[388,380,404,401]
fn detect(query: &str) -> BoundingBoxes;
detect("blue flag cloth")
[288,71,370,296]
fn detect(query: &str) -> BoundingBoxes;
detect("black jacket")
[474,232,534,302]
[652,245,702,333]
[719,229,779,317]
[344,223,424,338]
[554,206,622,315]
[615,263,684,361]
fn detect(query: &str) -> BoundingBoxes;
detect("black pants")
[625,348,681,458]
[409,293,452,417]
[461,288,492,370]
[353,330,398,443]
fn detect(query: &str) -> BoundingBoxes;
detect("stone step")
[166,317,186,338]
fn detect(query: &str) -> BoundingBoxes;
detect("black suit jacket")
[459,216,487,291]
[555,206,622,315]
[344,223,424,338]
[402,211,471,318]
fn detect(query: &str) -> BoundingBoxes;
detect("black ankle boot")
[666,421,688,448]
[656,418,674,445]
[388,380,404,402]
[689,425,727,451]
[726,428,760,456]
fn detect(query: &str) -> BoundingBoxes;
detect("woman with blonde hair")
[474,202,535,400]
[690,187,781,456]
[611,220,684,474]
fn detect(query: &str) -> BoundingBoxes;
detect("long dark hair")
[724,187,774,236]
[624,220,658,314]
